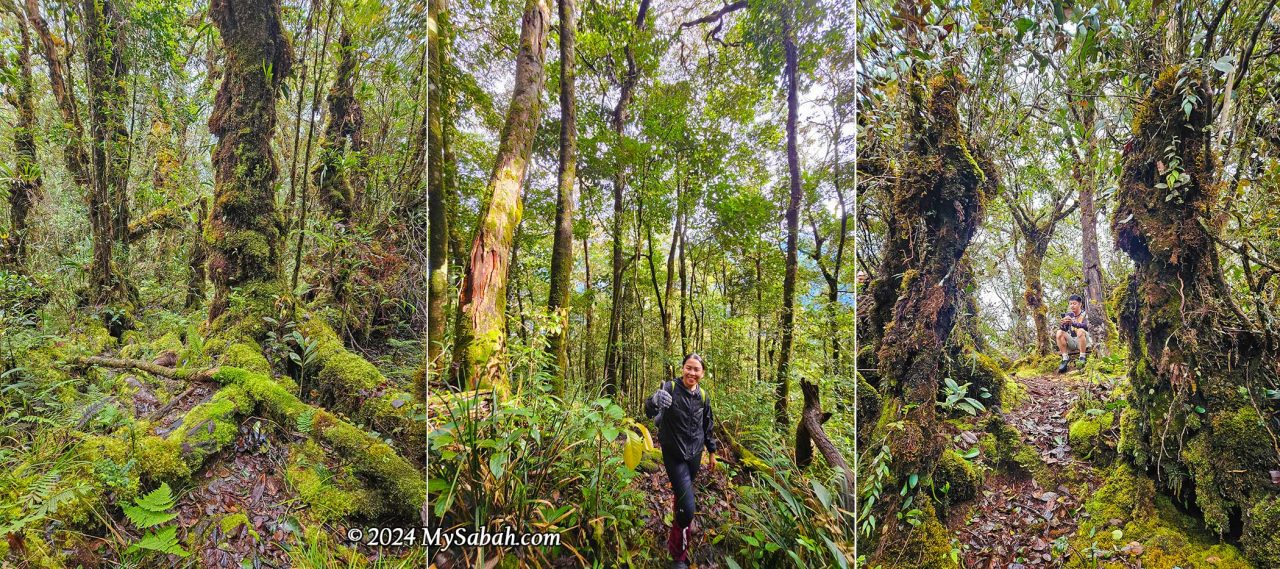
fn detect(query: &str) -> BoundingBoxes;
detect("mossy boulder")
[1243,495,1280,566]
[874,499,958,569]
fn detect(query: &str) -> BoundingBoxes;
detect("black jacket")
[644,379,718,462]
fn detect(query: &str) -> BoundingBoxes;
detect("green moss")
[219,512,260,541]
[1243,495,1280,566]
[1068,410,1116,462]
[856,373,881,444]
[945,346,1008,409]
[220,341,272,376]
[300,317,424,452]
[212,366,424,518]
[285,441,379,522]
[1068,463,1248,569]
[876,499,958,569]
[934,449,982,509]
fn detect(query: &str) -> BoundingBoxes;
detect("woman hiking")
[644,353,718,569]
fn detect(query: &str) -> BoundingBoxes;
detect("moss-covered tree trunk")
[544,0,576,391]
[83,0,131,301]
[314,27,364,223]
[206,0,293,322]
[866,74,992,561]
[427,0,448,375]
[457,0,550,395]
[1071,98,1108,353]
[1113,66,1280,560]
[1007,195,1074,355]
[1,11,41,269]
[24,0,90,190]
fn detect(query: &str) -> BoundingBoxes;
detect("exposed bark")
[1,10,41,269]
[775,20,801,428]
[206,0,294,321]
[602,0,651,396]
[795,379,852,498]
[428,0,448,374]
[456,0,550,395]
[545,0,577,389]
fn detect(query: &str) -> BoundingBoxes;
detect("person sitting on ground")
[1056,293,1091,373]
[644,353,718,569]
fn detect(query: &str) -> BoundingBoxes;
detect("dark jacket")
[645,379,718,461]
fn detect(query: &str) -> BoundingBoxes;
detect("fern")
[122,483,178,529]
[297,408,315,434]
[126,525,190,557]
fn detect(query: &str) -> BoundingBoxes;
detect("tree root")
[74,355,215,382]
[300,316,426,456]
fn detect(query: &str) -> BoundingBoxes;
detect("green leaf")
[823,536,850,569]
[489,452,508,479]
[122,483,178,529]
[1013,17,1037,34]
[126,526,190,557]
[908,473,919,489]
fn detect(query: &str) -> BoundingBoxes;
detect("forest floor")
[948,368,1109,567]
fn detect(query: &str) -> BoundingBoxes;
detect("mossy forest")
[0,0,429,566]
[856,0,1280,566]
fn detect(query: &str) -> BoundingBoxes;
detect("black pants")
[663,450,702,529]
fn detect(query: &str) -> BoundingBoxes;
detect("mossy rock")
[980,415,1043,479]
[934,448,982,510]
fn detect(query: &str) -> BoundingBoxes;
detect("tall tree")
[1005,190,1076,354]
[206,0,294,322]
[774,13,801,427]
[545,0,576,390]
[427,0,448,373]
[0,9,41,269]
[602,0,652,396]
[456,0,551,395]
[867,73,993,557]
[83,0,130,300]
[314,26,365,223]
[1065,97,1108,353]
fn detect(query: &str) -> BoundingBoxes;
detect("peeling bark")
[457,0,550,394]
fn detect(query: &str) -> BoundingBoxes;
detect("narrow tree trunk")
[427,0,448,372]
[1019,240,1051,355]
[314,27,364,223]
[581,232,595,382]
[1,12,41,269]
[185,197,208,309]
[545,0,577,389]
[775,22,801,428]
[206,0,294,321]
[83,0,130,301]
[456,0,550,395]
[602,0,651,396]
[1078,158,1107,354]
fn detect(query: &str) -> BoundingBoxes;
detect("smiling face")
[681,356,704,389]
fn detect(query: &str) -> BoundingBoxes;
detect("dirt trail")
[950,372,1108,567]
[635,441,741,568]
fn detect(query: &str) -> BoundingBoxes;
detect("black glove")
[652,388,672,410]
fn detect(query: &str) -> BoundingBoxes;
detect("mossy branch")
[73,355,214,382]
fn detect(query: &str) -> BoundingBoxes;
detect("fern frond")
[126,526,190,557]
